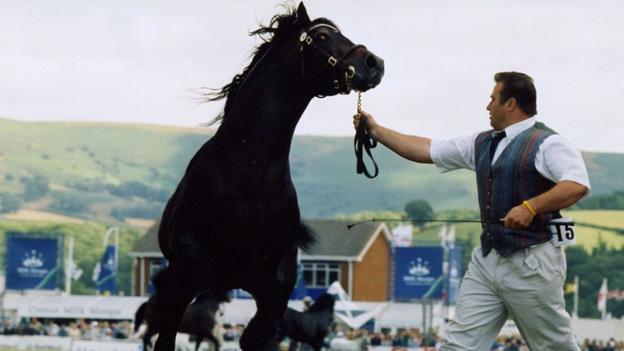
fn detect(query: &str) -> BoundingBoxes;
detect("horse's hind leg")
[194,335,203,351]
[240,249,298,351]
[152,265,197,351]
[143,327,154,351]
[204,332,220,351]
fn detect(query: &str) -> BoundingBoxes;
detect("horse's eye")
[317,33,329,41]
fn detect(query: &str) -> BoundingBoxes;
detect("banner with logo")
[0,335,72,350]
[71,340,141,351]
[147,257,167,295]
[289,263,308,300]
[93,245,117,294]
[447,245,464,304]
[393,247,444,300]
[6,234,61,290]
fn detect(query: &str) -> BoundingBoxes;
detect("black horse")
[153,3,383,350]
[279,293,336,351]
[135,290,230,351]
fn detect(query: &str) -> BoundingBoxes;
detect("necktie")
[489,131,506,161]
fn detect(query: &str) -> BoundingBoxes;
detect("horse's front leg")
[239,248,298,351]
[143,327,155,351]
[152,265,198,351]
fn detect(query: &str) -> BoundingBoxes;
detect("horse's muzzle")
[351,52,384,91]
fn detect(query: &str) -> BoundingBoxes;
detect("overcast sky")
[2,0,623,153]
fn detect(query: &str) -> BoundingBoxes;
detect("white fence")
[0,336,141,351]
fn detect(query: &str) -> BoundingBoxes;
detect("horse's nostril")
[366,54,378,69]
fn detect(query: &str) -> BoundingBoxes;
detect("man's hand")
[502,204,534,230]
[353,110,379,138]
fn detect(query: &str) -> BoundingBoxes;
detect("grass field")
[563,209,624,229]
[410,210,624,251]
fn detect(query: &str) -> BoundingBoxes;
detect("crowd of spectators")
[2,318,624,351]
[0,318,133,340]
[581,338,624,351]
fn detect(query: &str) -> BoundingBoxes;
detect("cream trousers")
[440,242,579,351]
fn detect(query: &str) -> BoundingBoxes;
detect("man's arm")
[502,180,589,230]
[354,111,433,164]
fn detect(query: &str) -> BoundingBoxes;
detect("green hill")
[0,117,622,221]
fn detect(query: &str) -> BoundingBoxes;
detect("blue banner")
[447,246,464,304]
[6,234,60,290]
[147,258,168,295]
[393,247,444,300]
[93,245,117,294]
[289,263,308,300]
[231,289,253,299]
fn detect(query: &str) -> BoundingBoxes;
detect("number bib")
[549,217,576,247]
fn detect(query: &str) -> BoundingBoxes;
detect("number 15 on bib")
[549,217,576,247]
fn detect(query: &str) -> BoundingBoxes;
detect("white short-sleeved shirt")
[429,117,591,189]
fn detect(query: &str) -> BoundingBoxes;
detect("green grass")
[406,210,624,251]
[563,210,624,230]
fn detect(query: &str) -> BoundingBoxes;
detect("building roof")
[128,220,161,257]
[129,219,391,262]
[301,220,390,262]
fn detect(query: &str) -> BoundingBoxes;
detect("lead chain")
[357,91,362,114]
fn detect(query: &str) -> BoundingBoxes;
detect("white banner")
[4,293,147,320]
[71,340,141,351]
[0,335,72,350]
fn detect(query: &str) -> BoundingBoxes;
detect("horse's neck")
[217,48,311,160]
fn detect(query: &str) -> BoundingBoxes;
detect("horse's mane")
[204,5,338,125]
[205,5,300,125]
[307,293,335,313]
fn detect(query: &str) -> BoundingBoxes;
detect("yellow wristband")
[522,200,537,216]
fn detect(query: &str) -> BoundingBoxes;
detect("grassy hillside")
[1,117,623,221]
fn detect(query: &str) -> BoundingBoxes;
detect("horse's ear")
[297,2,311,26]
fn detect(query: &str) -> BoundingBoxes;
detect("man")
[353,72,589,350]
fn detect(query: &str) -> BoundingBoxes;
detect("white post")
[602,278,608,320]
[65,236,74,295]
[114,227,119,274]
[573,275,579,318]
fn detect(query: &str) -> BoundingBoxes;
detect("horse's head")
[295,3,384,97]
[307,292,336,313]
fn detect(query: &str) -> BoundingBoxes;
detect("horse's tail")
[296,222,317,251]
[134,302,148,333]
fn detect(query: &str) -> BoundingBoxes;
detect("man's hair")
[494,72,537,117]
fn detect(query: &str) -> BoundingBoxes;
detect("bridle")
[298,23,366,96]
[299,23,379,178]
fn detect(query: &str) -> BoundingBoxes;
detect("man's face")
[487,82,507,130]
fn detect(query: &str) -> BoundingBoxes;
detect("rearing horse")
[153,3,383,350]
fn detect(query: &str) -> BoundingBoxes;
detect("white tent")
[327,281,386,329]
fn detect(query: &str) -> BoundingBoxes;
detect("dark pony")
[135,291,230,351]
[279,293,336,351]
[152,3,383,350]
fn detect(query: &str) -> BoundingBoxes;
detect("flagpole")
[602,278,608,320]
[598,278,608,320]
[65,236,74,295]
[573,275,579,318]
[114,227,119,280]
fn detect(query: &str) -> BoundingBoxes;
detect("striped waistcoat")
[475,122,561,257]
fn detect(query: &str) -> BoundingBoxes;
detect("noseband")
[299,23,366,96]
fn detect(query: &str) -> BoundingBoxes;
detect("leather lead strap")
[354,115,379,178]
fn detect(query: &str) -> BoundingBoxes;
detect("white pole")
[114,227,119,272]
[65,236,74,295]
[602,278,608,320]
[573,275,579,318]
